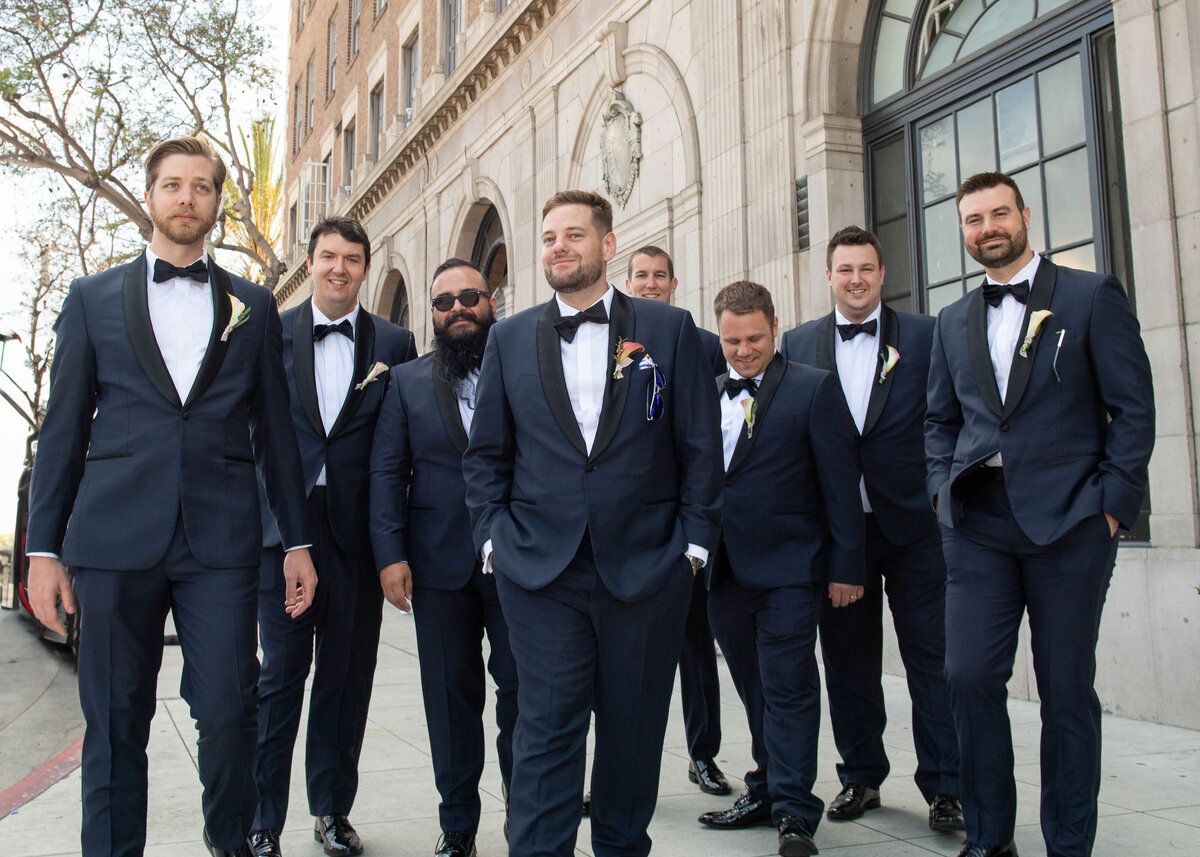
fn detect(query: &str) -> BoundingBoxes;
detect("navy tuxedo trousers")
[678,572,722,762]
[942,473,1118,856]
[75,517,259,857]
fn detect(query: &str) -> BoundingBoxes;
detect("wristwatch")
[685,554,705,572]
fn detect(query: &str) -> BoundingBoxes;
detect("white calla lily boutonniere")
[221,294,251,341]
[1020,310,1054,358]
[741,397,758,438]
[356,361,389,391]
[878,345,900,384]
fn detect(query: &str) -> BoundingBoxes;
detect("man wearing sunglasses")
[463,190,722,857]
[370,259,518,857]
[700,281,864,857]
[251,217,417,857]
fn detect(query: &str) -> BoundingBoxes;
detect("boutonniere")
[613,338,646,379]
[1020,310,1054,357]
[742,397,758,438]
[355,361,389,390]
[221,293,250,341]
[878,345,900,384]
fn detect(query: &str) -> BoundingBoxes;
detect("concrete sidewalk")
[2,606,1199,856]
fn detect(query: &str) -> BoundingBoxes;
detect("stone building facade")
[279,0,1200,728]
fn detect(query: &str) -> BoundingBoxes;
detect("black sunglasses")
[431,289,489,312]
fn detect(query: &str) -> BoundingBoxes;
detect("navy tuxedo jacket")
[781,307,938,547]
[463,289,724,602]
[28,254,308,570]
[261,301,416,555]
[696,326,727,376]
[925,260,1155,544]
[714,354,866,590]
[369,352,478,589]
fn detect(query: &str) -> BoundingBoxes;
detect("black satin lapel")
[536,301,588,456]
[727,352,785,474]
[1001,260,1058,420]
[292,302,325,438]
[183,267,232,408]
[815,314,837,371]
[589,290,635,462]
[122,255,181,408]
[329,309,375,437]
[967,287,1003,417]
[861,306,898,437]
[433,366,470,454]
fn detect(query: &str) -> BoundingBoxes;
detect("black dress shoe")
[929,793,965,832]
[313,815,363,857]
[434,830,477,857]
[697,791,773,829]
[826,783,881,821]
[249,829,282,857]
[203,828,252,857]
[582,790,591,816]
[956,841,1018,857]
[777,814,819,857]
[688,757,732,795]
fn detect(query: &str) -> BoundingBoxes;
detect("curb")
[0,736,83,818]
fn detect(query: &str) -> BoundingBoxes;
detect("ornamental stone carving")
[600,89,642,208]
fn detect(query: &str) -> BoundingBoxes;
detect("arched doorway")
[861,0,1132,317]
[378,269,410,328]
[470,204,508,319]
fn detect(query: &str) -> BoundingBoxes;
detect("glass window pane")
[872,137,908,222]
[944,0,984,34]
[873,16,910,105]
[1044,149,1093,248]
[879,218,912,304]
[957,97,996,178]
[924,198,963,284]
[922,33,962,78]
[927,280,965,317]
[920,116,957,201]
[1009,165,1047,254]
[885,0,919,18]
[997,77,1038,171]
[1038,0,1074,13]
[1039,56,1085,154]
[960,0,1036,57]
[1050,243,1096,271]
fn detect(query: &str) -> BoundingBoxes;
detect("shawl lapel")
[536,300,588,456]
[122,254,181,408]
[291,301,326,438]
[726,352,785,475]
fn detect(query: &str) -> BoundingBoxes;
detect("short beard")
[545,255,605,294]
[966,228,1030,270]
[433,315,492,387]
[148,204,218,248]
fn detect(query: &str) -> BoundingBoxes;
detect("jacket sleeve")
[369,375,414,569]
[462,327,516,554]
[671,312,724,555]
[809,372,866,585]
[26,281,97,554]
[924,312,961,507]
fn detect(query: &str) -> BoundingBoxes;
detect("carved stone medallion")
[600,89,642,208]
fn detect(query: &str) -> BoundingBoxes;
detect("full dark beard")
[545,255,605,294]
[433,318,491,386]
[966,227,1030,270]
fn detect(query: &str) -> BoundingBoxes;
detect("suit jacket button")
[585,463,595,472]
[180,412,190,421]
[724,478,732,486]
[1000,423,1010,432]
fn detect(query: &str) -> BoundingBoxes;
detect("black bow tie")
[982,280,1030,308]
[724,376,758,399]
[553,302,609,343]
[313,319,354,342]
[837,319,878,341]
[152,258,209,284]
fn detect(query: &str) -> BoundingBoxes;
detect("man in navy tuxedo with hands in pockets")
[463,190,723,857]
[925,171,1154,857]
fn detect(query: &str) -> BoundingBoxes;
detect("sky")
[0,0,292,537]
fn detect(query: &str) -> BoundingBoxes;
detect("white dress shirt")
[146,247,214,402]
[720,368,766,470]
[457,368,479,434]
[985,252,1042,466]
[312,300,359,485]
[834,304,882,513]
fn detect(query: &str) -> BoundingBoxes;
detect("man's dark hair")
[542,190,614,235]
[144,136,227,194]
[826,225,884,270]
[714,280,775,321]
[627,245,674,281]
[307,216,372,266]
[955,171,1026,214]
[431,257,486,295]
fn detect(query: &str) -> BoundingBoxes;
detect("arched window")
[389,275,410,328]
[862,0,1133,316]
[471,205,508,319]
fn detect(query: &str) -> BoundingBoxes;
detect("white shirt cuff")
[284,544,313,552]
[26,552,59,559]
[686,544,708,566]
[482,539,494,574]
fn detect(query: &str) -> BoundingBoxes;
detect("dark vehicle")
[11,437,79,658]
